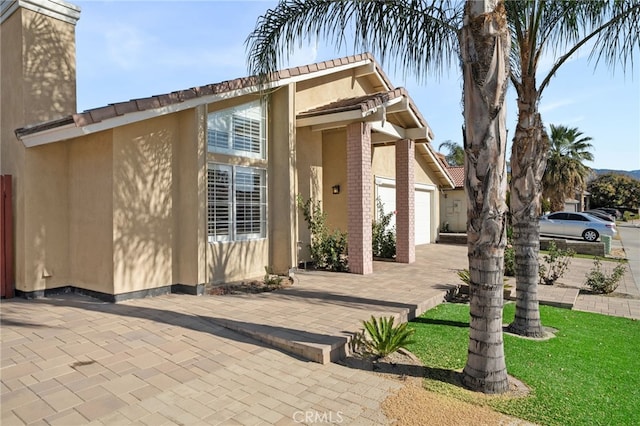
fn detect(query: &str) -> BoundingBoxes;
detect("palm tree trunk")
[460,0,510,394]
[507,76,550,338]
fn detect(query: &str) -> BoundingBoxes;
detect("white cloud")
[104,25,152,70]
[539,98,575,114]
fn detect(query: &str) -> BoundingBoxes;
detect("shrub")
[585,258,626,294]
[350,316,415,358]
[539,242,575,285]
[504,245,516,277]
[457,269,471,285]
[263,266,283,287]
[372,198,396,259]
[298,196,348,271]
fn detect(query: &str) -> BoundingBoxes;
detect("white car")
[539,211,617,242]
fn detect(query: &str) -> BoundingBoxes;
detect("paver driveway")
[1,295,404,425]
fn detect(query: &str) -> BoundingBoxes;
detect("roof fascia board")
[297,110,365,129]
[1,0,80,25]
[370,120,427,141]
[417,143,455,189]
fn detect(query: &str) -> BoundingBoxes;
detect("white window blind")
[207,100,265,159]
[207,164,266,242]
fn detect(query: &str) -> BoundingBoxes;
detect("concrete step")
[199,289,453,364]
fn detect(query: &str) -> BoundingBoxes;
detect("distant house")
[439,164,467,233]
[1,0,454,301]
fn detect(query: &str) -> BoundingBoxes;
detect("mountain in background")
[592,169,640,180]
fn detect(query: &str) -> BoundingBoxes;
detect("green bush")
[539,242,575,285]
[623,210,639,222]
[372,198,396,259]
[504,245,516,276]
[298,196,348,271]
[350,316,415,358]
[585,258,626,294]
[457,269,471,285]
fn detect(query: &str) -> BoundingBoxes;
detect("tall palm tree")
[247,0,511,394]
[543,125,594,212]
[438,140,465,166]
[504,1,640,338]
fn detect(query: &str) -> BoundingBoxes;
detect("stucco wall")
[1,6,77,293]
[174,107,207,287]
[208,240,268,284]
[112,115,178,294]
[294,127,323,264]
[23,143,70,290]
[268,84,296,274]
[69,131,114,292]
[295,69,373,113]
[322,129,348,232]
[441,188,467,232]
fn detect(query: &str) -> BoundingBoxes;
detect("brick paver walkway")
[2,240,638,425]
[1,295,402,425]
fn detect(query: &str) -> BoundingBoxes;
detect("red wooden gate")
[1,175,14,298]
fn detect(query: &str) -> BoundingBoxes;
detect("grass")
[407,303,640,426]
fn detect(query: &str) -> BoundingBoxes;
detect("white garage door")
[375,178,433,246]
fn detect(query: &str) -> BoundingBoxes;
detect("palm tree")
[438,140,464,166]
[247,0,510,394]
[246,0,640,388]
[542,125,594,212]
[504,1,640,338]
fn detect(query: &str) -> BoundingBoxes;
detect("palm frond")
[245,0,462,84]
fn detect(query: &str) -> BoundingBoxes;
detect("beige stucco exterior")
[1,2,79,294]
[441,188,468,233]
[2,0,453,301]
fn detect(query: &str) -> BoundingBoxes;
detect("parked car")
[584,210,616,223]
[539,211,617,242]
[594,207,622,219]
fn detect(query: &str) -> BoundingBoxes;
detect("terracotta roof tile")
[135,97,162,110]
[89,106,117,123]
[113,101,139,116]
[17,52,395,137]
[72,113,93,126]
[446,166,465,188]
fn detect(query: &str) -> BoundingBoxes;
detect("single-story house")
[1,0,454,302]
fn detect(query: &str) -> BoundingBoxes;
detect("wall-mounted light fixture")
[332,185,341,195]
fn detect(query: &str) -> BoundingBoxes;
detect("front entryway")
[375,177,433,245]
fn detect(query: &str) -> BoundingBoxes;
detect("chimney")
[1,0,81,126]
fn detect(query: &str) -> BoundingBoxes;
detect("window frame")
[207,163,267,243]
[206,100,266,159]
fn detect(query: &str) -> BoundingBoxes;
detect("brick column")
[346,122,373,275]
[395,139,415,263]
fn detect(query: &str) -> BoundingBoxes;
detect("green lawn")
[407,303,640,425]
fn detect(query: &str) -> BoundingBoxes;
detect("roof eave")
[18,56,387,147]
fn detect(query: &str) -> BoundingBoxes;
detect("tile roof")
[446,166,465,188]
[297,87,428,129]
[16,52,393,138]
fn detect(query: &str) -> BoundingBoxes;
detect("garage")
[375,177,434,245]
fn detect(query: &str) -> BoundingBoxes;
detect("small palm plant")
[350,316,415,358]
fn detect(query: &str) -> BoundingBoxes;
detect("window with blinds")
[207,164,266,242]
[207,100,265,159]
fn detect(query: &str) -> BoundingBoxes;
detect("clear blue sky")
[74,0,640,171]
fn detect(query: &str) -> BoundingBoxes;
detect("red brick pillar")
[347,122,373,275]
[396,139,415,263]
